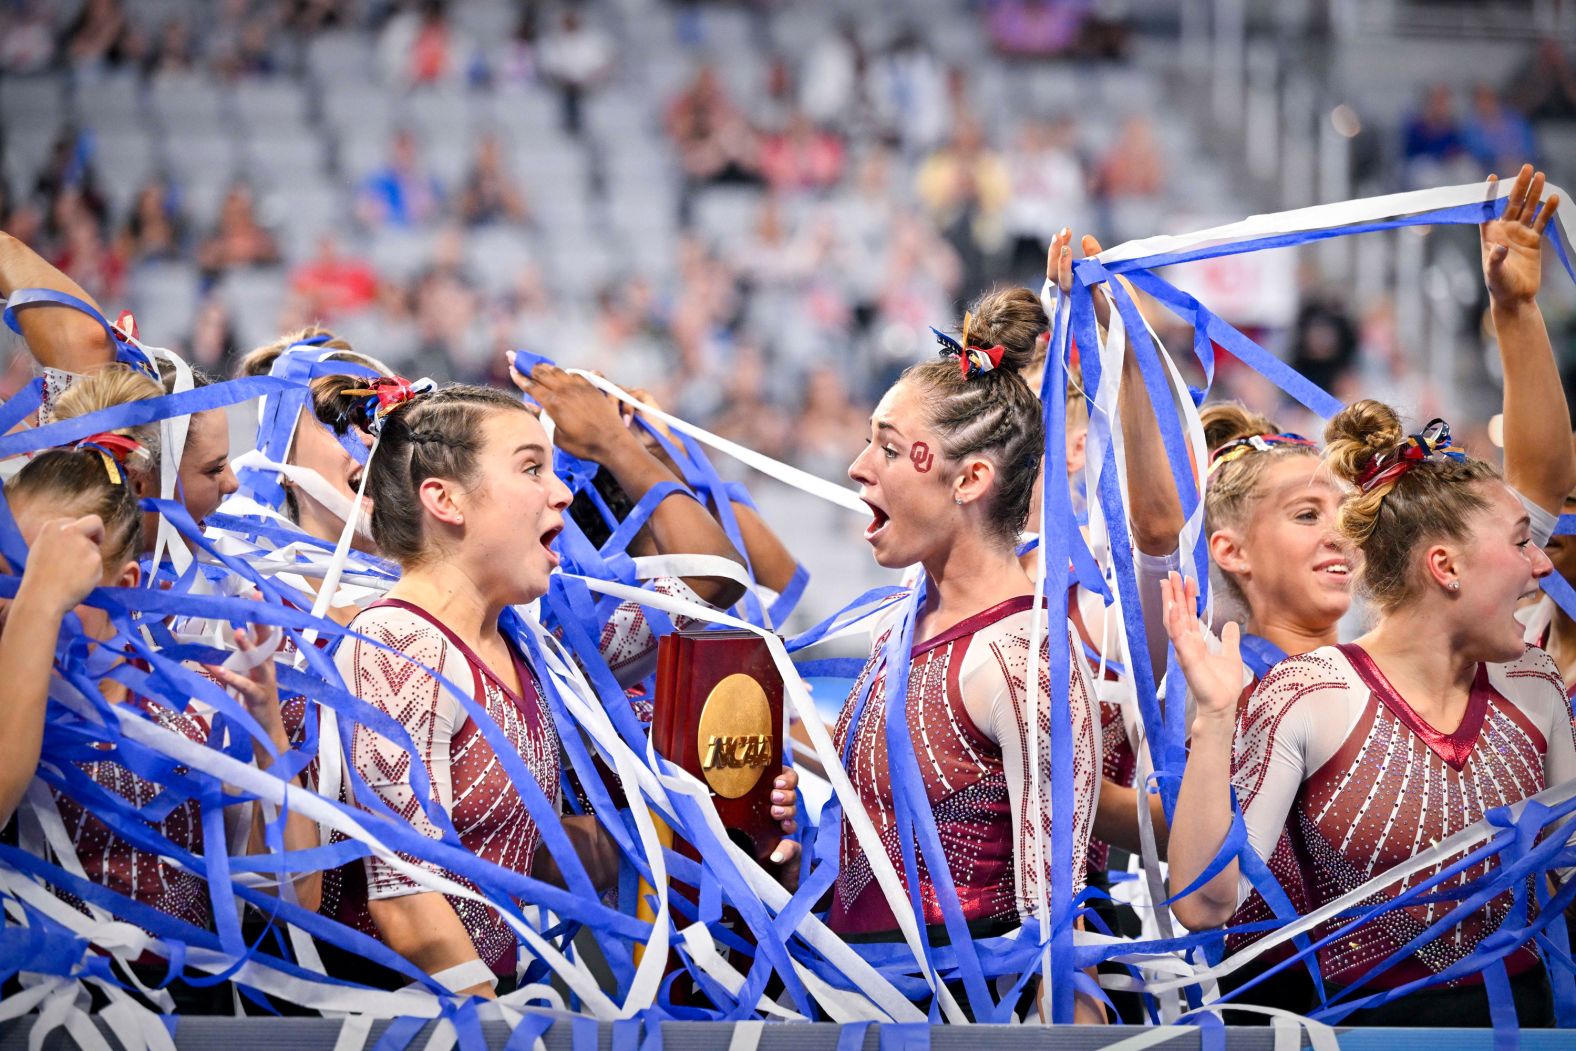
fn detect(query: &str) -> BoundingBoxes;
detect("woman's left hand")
[1482,163,1561,309]
[768,767,801,869]
[206,624,287,765]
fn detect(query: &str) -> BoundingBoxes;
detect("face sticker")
[910,441,934,473]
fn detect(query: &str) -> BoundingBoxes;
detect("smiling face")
[1212,455,1354,634]
[444,409,572,604]
[1444,480,1554,663]
[846,381,960,569]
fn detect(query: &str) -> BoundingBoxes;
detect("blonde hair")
[50,365,164,475]
[1200,402,1321,603]
[1323,399,1498,610]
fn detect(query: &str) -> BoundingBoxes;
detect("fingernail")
[769,849,785,864]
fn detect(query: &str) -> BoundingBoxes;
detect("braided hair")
[906,286,1046,548]
[359,384,531,566]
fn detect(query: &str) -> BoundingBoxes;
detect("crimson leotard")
[335,599,561,977]
[828,595,1101,936]
[1229,643,1576,988]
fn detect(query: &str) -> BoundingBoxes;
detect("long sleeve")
[337,608,471,899]
[967,621,1101,918]
[1227,654,1356,906]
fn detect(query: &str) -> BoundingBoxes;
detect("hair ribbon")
[1354,418,1467,494]
[930,310,1007,380]
[1207,432,1316,477]
[339,376,437,436]
[72,432,144,486]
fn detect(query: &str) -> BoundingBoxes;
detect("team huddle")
[0,163,1573,1028]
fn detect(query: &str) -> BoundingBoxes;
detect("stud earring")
[1447,580,1460,592]
[954,496,964,505]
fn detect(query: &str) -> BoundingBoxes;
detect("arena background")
[2,0,1576,666]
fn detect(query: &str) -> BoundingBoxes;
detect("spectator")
[1505,38,1576,122]
[459,134,529,227]
[1003,116,1090,273]
[791,364,867,479]
[867,28,948,154]
[1463,85,1537,175]
[759,113,846,195]
[916,118,1010,290]
[117,177,186,263]
[665,64,763,188]
[411,224,483,378]
[378,0,467,87]
[1288,290,1359,396]
[61,0,129,69]
[289,232,379,319]
[1401,83,1469,185]
[196,183,280,278]
[1096,113,1164,201]
[356,129,446,229]
[536,7,614,137]
[34,133,107,233]
[0,0,55,73]
[987,0,1093,59]
[186,296,239,376]
[799,19,864,131]
[51,208,125,305]
[151,15,195,75]
[491,7,540,87]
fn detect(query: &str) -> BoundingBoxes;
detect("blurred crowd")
[2,1,1575,474]
[0,0,1161,473]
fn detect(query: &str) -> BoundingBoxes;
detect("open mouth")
[540,524,563,567]
[863,499,890,541]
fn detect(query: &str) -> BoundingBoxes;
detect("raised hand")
[507,357,629,464]
[18,515,110,616]
[206,624,288,762]
[1048,229,1116,329]
[1482,163,1561,309]
[1160,572,1243,722]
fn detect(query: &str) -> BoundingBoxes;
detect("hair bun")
[1323,399,1405,487]
[1200,402,1280,455]
[961,286,1047,377]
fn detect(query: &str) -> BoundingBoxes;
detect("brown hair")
[363,384,533,565]
[902,287,1046,547]
[7,447,144,571]
[1323,399,1498,610]
[235,326,389,380]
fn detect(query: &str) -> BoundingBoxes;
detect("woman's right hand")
[17,515,108,616]
[1160,572,1243,723]
[507,358,632,464]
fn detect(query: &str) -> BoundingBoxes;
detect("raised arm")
[0,515,108,823]
[511,361,746,607]
[1161,573,1249,930]
[1161,573,1312,931]
[1482,165,1575,518]
[0,230,115,373]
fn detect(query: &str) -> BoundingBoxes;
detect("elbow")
[1170,890,1236,932]
[294,875,323,916]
